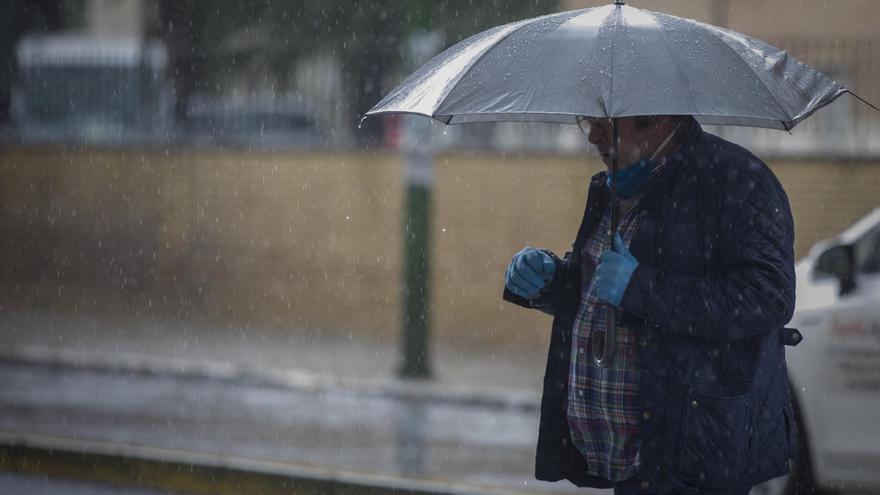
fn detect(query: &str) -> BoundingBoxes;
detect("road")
[0,472,179,494]
[0,361,584,494]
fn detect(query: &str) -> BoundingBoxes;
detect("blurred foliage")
[154,0,558,144]
[0,0,558,140]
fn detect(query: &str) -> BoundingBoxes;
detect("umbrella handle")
[593,118,619,368]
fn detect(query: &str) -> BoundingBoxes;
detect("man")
[503,115,801,494]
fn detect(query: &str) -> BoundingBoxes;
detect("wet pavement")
[0,359,585,494]
[0,313,790,494]
[0,312,548,395]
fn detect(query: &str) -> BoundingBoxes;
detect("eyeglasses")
[576,116,612,134]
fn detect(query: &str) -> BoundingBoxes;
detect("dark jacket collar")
[637,118,702,200]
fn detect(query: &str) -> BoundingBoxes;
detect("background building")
[0,0,877,356]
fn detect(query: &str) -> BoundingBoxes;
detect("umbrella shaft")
[594,118,620,368]
[610,118,620,249]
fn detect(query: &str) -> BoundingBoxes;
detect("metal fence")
[8,35,173,146]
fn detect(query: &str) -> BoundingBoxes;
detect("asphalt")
[0,311,582,495]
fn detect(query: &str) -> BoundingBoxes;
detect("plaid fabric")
[567,199,647,481]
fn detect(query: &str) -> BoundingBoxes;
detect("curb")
[0,432,530,495]
[0,345,540,411]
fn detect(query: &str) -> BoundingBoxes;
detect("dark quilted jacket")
[504,122,799,493]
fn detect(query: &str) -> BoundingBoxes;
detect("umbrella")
[365,0,876,366]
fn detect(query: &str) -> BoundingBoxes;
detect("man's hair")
[634,115,694,131]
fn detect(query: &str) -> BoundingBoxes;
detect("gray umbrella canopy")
[367,2,859,130]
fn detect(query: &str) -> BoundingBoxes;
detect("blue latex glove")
[505,247,556,299]
[595,233,639,307]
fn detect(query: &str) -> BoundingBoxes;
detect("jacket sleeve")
[503,250,570,316]
[620,169,796,341]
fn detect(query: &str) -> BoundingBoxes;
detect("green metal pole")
[399,155,432,379]
[397,14,441,378]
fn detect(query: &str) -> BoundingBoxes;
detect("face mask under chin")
[606,158,655,199]
[605,122,682,199]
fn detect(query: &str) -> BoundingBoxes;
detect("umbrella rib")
[700,24,795,125]
[848,90,880,111]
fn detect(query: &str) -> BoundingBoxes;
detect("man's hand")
[505,247,556,299]
[596,233,639,307]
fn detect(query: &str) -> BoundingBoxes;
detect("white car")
[759,207,880,494]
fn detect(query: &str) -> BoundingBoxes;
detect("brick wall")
[1,147,877,346]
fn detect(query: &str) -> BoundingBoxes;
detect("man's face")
[580,116,671,170]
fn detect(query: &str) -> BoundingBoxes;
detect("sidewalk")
[0,311,547,406]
